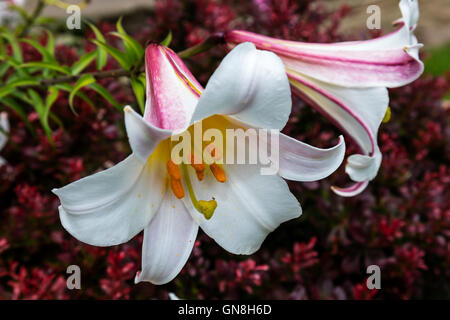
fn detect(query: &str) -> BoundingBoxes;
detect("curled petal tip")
[331,181,369,197]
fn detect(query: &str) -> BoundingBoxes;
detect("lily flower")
[0,112,9,167]
[225,0,423,196]
[53,42,345,285]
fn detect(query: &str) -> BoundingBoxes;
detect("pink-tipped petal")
[331,181,369,198]
[144,44,203,132]
[225,0,423,88]
[289,73,387,195]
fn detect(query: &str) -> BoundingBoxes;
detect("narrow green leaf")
[21,38,56,62]
[86,22,107,70]
[113,17,144,60]
[20,62,71,74]
[0,63,9,77]
[0,97,35,135]
[0,28,22,63]
[55,83,96,112]
[44,86,59,127]
[27,89,44,114]
[160,31,172,47]
[69,74,96,114]
[45,30,55,56]
[109,32,144,62]
[92,39,131,70]
[71,50,97,75]
[130,75,145,114]
[88,82,122,111]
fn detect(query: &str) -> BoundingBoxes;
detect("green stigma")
[197,199,217,220]
[182,163,218,220]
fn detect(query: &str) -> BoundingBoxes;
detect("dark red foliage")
[0,0,448,300]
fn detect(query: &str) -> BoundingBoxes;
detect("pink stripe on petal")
[331,181,369,197]
[144,44,200,131]
[288,72,376,156]
[225,26,423,88]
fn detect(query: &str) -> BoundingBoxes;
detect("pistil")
[182,163,217,220]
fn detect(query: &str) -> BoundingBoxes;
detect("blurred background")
[0,0,448,299]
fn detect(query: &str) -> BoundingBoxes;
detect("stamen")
[182,164,218,220]
[190,154,205,181]
[166,159,182,180]
[209,163,226,183]
[170,178,185,199]
[167,160,185,199]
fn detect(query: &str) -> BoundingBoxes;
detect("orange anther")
[166,159,181,180]
[190,154,205,181]
[170,178,185,199]
[209,164,226,183]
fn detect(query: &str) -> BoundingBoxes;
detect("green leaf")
[130,74,145,113]
[88,82,122,111]
[44,86,59,126]
[160,31,172,47]
[0,97,35,135]
[92,39,131,70]
[27,89,53,144]
[35,17,57,25]
[20,62,71,74]
[71,50,97,75]
[86,22,107,70]
[0,28,23,63]
[0,78,40,99]
[0,63,9,78]
[27,89,44,114]
[21,38,56,62]
[45,30,55,57]
[112,17,144,61]
[55,83,96,112]
[69,74,96,114]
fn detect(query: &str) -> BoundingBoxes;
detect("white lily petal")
[135,190,198,285]
[346,148,382,182]
[53,152,167,247]
[191,42,292,130]
[278,134,346,182]
[183,164,301,255]
[124,106,172,164]
[289,73,386,195]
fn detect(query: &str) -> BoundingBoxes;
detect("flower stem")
[177,32,225,59]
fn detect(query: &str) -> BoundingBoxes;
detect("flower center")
[166,147,226,220]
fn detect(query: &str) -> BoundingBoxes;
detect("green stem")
[18,0,46,38]
[177,32,225,59]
